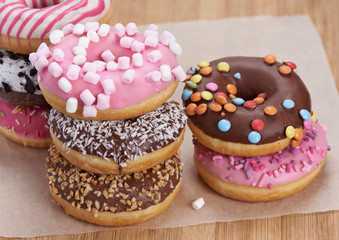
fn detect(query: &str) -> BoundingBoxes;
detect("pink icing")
[33,23,183,116]
[0,99,51,140]
[195,121,328,189]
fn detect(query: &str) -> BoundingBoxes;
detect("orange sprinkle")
[186,103,197,116]
[279,65,292,75]
[224,103,236,113]
[294,128,303,140]
[226,84,237,95]
[196,103,207,115]
[264,106,277,116]
[200,66,213,76]
[291,139,301,148]
[185,74,192,81]
[190,92,202,102]
[264,54,276,65]
[221,112,225,117]
[215,95,227,105]
[253,97,265,104]
[209,103,222,112]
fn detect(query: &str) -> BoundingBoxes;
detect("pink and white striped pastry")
[0,0,113,54]
[31,22,187,120]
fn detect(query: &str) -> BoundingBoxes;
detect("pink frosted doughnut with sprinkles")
[0,98,51,147]
[0,0,113,54]
[31,22,186,120]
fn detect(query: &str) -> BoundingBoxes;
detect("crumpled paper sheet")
[0,15,338,237]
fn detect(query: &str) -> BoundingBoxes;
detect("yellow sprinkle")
[191,74,202,84]
[217,62,230,73]
[229,94,236,100]
[311,111,317,123]
[285,126,295,139]
[198,61,209,68]
[201,91,213,101]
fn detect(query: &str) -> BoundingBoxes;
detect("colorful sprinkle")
[201,91,213,101]
[233,97,245,106]
[196,104,207,115]
[198,61,209,68]
[200,66,212,76]
[217,62,230,73]
[186,80,197,89]
[218,119,231,132]
[279,65,292,75]
[283,61,297,69]
[264,54,276,65]
[299,109,311,120]
[248,131,261,144]
[282,99,295,109]
[224,103,236,112]
[226,84,237,95]
[209,103,222,112]
[244,100,257,110]
[311,111,317,123]
[285,126,295,138]
[187,67,199,75]
[215,95,227,105]
[253,97,264,104]
[251,119,264,131]
[182,89,193,100]
[186,103,197,116]
[1,112,5,117]
[264,106,277,116]
[190,92,202,102]
[191,74,202,84]
[214,92,226,98]
[233,72,241,79]
[206,82,218,92]
[229,94,236,100]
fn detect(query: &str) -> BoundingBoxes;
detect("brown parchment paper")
[0,16,338,238]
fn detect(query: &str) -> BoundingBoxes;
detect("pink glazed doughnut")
[32,22,187,120]
[0,0,113,54]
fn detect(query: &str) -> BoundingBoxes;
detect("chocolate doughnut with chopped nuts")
[46,144,183,226]
[48,101,187,174]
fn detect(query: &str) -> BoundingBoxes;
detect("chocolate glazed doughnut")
[182,56,311,157]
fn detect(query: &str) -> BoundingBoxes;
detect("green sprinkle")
[186,80,197,89]
[46,110,50,116]
[1,112,5,117]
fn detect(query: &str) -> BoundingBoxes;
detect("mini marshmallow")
[101,79,116,94]
[85,22,99,32]
[82,62,97,73]
[62,23,74,35]
[160,31,175,45]
[36,46,51,59]
[34,57,48,72]
[169,41,182,55]
[73,23,85,35]
[83,105,97,118]
[122,69,135,84]
[96,93,110,110]
[192,198,205,210]
[53,48,65,62]
[106,61,118,71]
[146,71,161,82]
[37,42,48,52]
[48,62,63,78]
[147,24,159,31]
[132,53,143,67]
[58,77,72,93]
[87,30,99,43]
[84,71,100,84]
[93,60,106,72]
[72,46,87,56]
[114,23,125,37]
[67,64,81,80]
[120,36,134,48]
[28,53,38,65]
[98,24,110,37]
[66,97,78,113]
[101,49,115,62]
[171,65,186,82]
[144,30,158,38]
[73,55,86,65]
[160,64,172,81]
[78,36,90,48]
[49,30,64,44]
[131,40,145,52]
[125,22,137,35]
[80,89,96,105]
[118,56,130,70]
[144,37,158,48]
[147,50,162,63]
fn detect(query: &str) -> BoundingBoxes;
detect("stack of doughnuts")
[0,0,113,147]
[182,55,329,202]
[32,22,187,226]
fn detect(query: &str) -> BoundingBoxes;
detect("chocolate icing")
[46,145,183,213]
[183,57,311,144]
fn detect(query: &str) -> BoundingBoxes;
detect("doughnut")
[0,0,113,54]
[182,56,311,157]
[193,120,329,202]
[32,22,186,120]
[46,144,183,226]
[0,98,51,147]
[48,101,187,174]
[0,47,47,106]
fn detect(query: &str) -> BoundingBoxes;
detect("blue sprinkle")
[182,89,193,100]
[234,161,239,166]
[327,145,331,151]
[269,158,276,164]
[306,132,315,140]
[244,161,249,171]
[308,160,313,165]
[290,160,296,164]
[304,137,310,142]
[186,67,199,75]
[239,159,246,164]
[312,130,317,135]
[299,109,311,120]
[218,119,231,132]
[282,99,295,109]
[233,72,241,79]
[248,131,261,144]
[233,97,245,106]
[245,170,252,180]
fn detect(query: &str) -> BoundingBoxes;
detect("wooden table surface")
[4,0,338,239]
